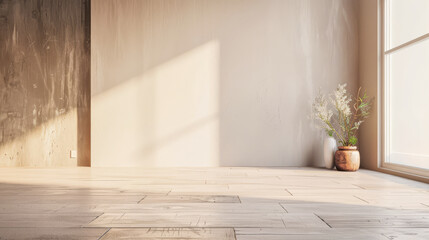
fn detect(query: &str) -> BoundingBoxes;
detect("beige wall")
[358,0,378,170]
[91,0,359,167]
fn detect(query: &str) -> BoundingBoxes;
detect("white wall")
[91,0,358,167]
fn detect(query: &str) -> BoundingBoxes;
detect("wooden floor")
[0,167,428,239]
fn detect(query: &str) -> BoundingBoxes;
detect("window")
[381,0,429,176]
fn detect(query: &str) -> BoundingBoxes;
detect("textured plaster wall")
[92,0,359,167]
[0,0,90,167]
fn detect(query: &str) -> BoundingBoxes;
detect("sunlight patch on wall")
[0,109,78,167]
[92,41,220,167]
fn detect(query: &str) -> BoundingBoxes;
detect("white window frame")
[379,0,429,178]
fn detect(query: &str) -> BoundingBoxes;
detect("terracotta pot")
[334,146,360,171]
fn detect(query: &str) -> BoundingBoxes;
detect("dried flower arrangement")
[312,84,372,147]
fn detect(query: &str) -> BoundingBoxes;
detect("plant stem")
[349,87,361,136]
[343,112,349,145]
[324,120,347,145]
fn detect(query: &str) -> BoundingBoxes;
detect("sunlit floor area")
[0,168,428,239]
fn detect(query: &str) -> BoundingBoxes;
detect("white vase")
[323,136,337,169]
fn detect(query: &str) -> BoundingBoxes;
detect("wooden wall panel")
[0,0,90,166]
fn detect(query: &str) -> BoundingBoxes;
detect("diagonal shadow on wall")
[90,0,359,167]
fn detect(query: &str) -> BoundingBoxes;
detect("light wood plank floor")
[0,167,428,239]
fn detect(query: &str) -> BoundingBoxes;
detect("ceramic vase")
[323,136,337,169]
[334,146,360,171]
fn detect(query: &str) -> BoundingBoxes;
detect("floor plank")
[101,228,236,240]
[235,227,429,240]
[0,228,109,240]
[141,195,240,203]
